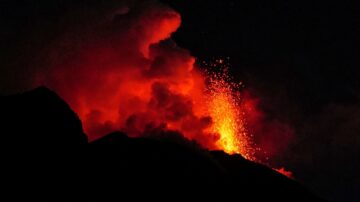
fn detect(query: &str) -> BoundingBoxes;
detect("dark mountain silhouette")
[0,87,323,201]
[0,86,87,147]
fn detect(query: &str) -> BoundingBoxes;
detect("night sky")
[1,0,359,201]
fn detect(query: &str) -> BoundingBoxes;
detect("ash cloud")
[0,0,222,149]
[0,0,298,160]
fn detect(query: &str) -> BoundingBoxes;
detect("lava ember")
[205,68,254,159]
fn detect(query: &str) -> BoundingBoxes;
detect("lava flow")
[35,1,256,160]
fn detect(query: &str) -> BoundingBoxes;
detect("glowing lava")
[209,87,240,154]
[274,167,294,179]
[203,65,254,160]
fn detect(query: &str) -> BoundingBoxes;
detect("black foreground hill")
[0,87,324,201]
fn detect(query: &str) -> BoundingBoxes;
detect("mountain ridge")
[0,87,323,201]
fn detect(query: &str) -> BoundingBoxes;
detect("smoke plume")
[1,0,295,165]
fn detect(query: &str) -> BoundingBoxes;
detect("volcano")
[0,87,323,201]
[1,0,359,201]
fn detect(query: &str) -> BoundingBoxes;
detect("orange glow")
[35,3,258,161]
[205,69,254,160]
[209,89,240,153]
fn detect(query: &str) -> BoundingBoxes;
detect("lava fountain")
[204,64,254,160]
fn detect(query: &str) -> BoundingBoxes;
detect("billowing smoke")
[33,1,218,146]
[1,0,294,165]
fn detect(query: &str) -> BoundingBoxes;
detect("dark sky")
[0,0,359,201]
[165,0,360,107]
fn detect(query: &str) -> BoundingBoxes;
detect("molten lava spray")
[208,81,243,154]
[204,66,254,159]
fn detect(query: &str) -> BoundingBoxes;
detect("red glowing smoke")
[34,1,293,164]
[242,92,294,160]
[35,2,221,150]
